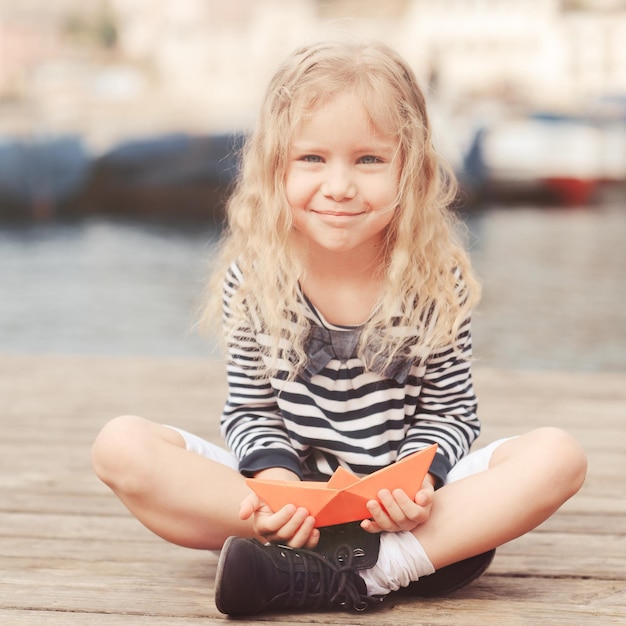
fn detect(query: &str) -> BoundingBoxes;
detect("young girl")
[91,40,587,615]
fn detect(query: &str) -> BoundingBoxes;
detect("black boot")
[398,549,496,597]
[315,521,381,569]
[215,536,383,615]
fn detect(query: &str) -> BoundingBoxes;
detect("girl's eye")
[359,155,382,164]
[300,154,323,163]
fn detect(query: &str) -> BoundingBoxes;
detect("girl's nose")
[321,164,356,200]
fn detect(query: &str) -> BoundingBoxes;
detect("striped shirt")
[220,263,480,487]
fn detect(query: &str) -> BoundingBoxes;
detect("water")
[1,204,625,371]
[466,203,626,372]
[0,218,218,358]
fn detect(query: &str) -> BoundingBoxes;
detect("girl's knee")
[532,427,587,494]
[494,427,587,497]
[91,415,154,492]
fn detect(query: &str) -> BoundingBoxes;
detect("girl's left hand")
[360,476,435,534]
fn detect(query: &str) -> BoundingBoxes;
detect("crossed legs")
[92,416,586,566]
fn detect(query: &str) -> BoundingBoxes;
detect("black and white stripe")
[220,263,480,485]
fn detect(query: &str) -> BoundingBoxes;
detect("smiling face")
[285,91,401,261]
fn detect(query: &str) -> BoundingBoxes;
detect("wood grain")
[1,355,624,624]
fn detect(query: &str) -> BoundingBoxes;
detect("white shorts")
[165,425,511,484]
[165,426,239,470]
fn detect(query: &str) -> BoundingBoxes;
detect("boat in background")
[461,106,626,207]
[0,136,90,219]
[82,132,244,221]
[0,132,243,221]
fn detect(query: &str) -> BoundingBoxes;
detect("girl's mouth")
[311,209,365,217]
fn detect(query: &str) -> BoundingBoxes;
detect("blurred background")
[1,0,625,371]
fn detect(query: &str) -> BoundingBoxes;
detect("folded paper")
[246,444,438,527]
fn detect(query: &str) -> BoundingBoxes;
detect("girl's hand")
[360,476,435,534]
[239,493,320,549]
[239,467,320,549]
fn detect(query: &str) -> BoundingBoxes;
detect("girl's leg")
[413,426,587,569]
[91,415,254,550]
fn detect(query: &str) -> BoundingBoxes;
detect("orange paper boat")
[246,444,438,527]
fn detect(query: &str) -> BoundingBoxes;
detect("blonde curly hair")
[200,40,480,376]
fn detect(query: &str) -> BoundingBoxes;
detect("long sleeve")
[397,317,480,488]
[219,266,303,478]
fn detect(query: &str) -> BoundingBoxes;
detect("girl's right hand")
[239,492,320,549]
[240,467,319,549]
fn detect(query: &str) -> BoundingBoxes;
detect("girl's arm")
[398,317,481,488]
[220,326,305,477]
[220,264,303,478]
[223,360,320,547]
[221,311,321,547]
[361,319,478,535]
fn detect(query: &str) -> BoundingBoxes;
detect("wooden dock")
[1,355,624,624]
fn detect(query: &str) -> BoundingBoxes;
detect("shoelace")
[278,544,370,611]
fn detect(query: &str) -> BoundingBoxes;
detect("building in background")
[1,0,625,145]
[401,0,626,109]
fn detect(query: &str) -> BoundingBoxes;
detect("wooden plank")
[2,529,624,579]
[18,510,626,547]
[2,613,219,626]
[2,509,624,561]
[2,578,625,624]
[0,512,150,539]
[0,491,131,516]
